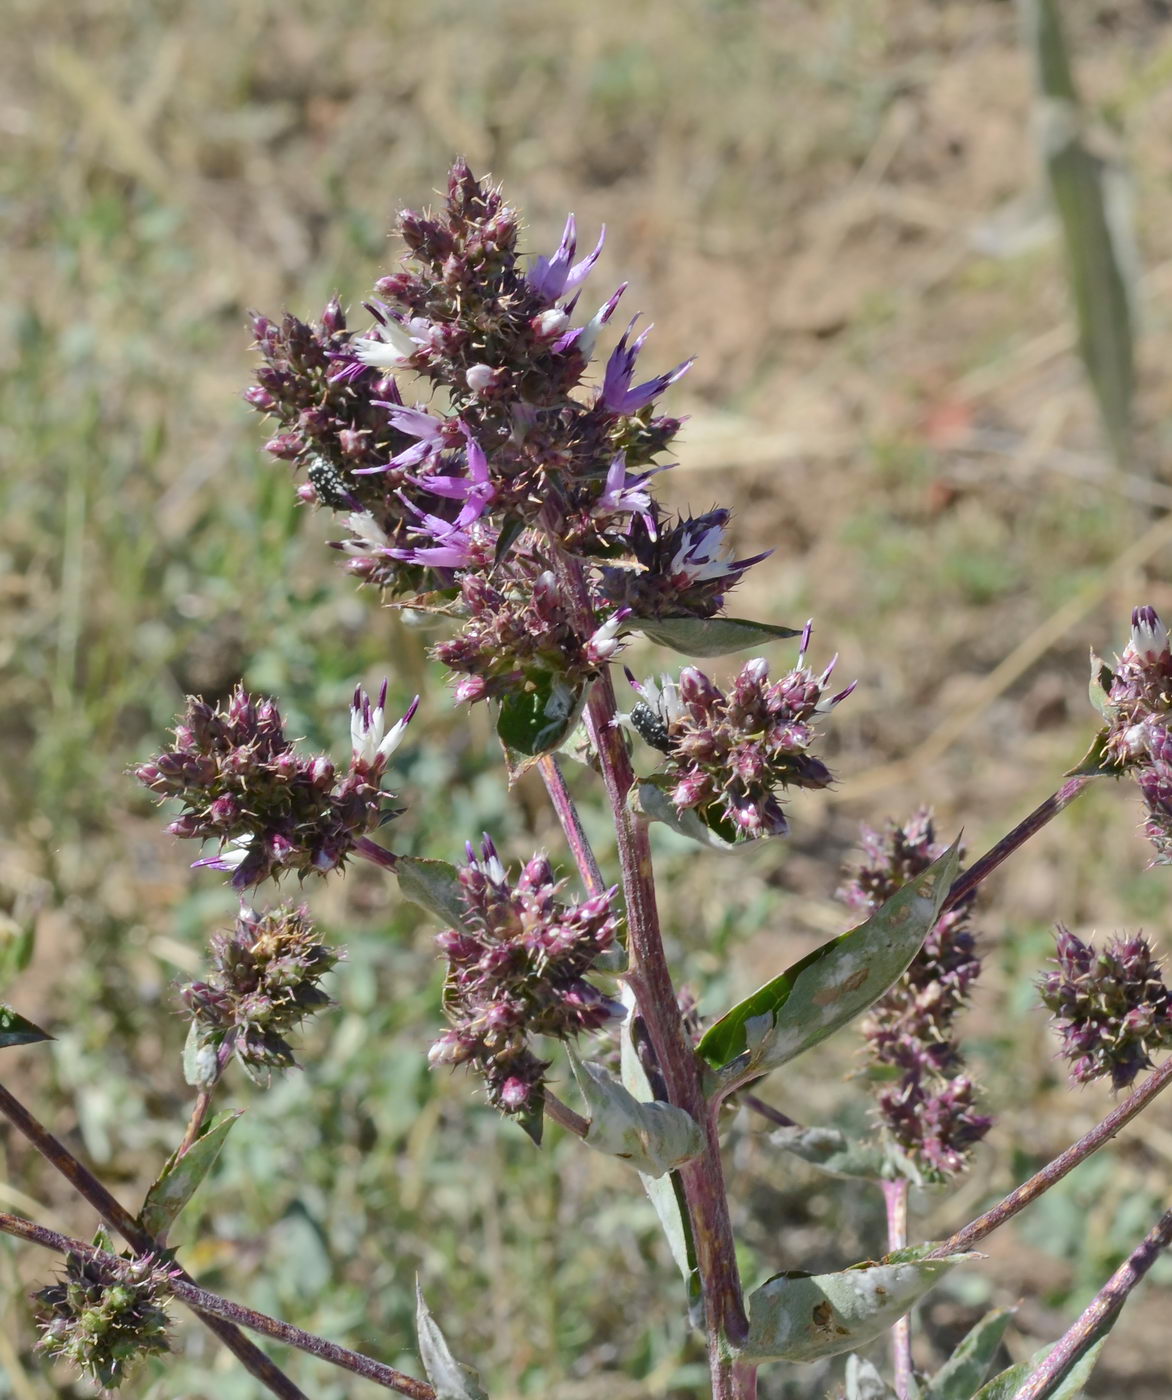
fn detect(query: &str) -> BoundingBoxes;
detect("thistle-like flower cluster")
[1037,927,1172,1089]
[34,1250,173,1390]
[839,810,989,1179]
[628,626,854,840]
[245,160,770,718]
[181,903,340,1081]
[136,682,416,888]
[1099,606,1172,862]
[429,837,622,1124]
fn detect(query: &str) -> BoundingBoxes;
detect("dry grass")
[4,1,1172,1396]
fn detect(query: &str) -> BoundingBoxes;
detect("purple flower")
[1038,927,1172,1088]
[840,811,989,1180]
[137,684,416,888]
[430,837,623,1122]
[600,319,694,415]
[526,215,606,305]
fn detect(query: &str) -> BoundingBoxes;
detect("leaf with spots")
[698,842,960,1085]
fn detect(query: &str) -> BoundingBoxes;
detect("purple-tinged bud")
[465,363,503,395]
[308,756,336,789]
[1130,606,1171,662]
[454,674,489,705]
[167,815,203,839]
[209,795,241,828]
[321,297,345,334]
[244,386,276,411]
[265,433,304,460]
[498,1077,533,1111]
[678,666,721,712]
[521,855,556,891]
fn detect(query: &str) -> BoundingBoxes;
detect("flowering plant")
[4,163,1172,1400]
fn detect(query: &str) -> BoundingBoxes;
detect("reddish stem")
[1009,1209,1172,1400]
[0,1211,435,1398]
[929,1053,1172,1258]
[881,1178,913,1399]
[941,775,1093,915]
[537,753,607,898]
[0,1081,306,1399]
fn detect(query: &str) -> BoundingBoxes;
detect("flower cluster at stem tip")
[182,903,341,1083]
[244,160,777,723]
[1038,926,1172,1089]
[34,1249,174,1390]
[839,810,990,1180]
[430,836,623,1128]
[1100,605,1172,863]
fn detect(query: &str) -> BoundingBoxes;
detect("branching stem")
[0,1211,435,1399]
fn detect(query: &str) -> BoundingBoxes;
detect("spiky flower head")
[34,1250,173,1390]
[839,810,989,1180]
[135,683,416,888]
[430,836,622,1128]
[627,626,853,840]
[181,903,340,1083]
[1037,927,1172,1089]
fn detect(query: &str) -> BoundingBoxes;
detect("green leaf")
[635,777,744,853]
[770,1125,920,1185]
[619,986,702,1313]
[0,1004,51,1050]
[496,674,586,757]
[741,1247,974,1363]
[139,1111,240,1240]
[568,1050,703,1178]
[922,1308,1014,1400]
[396,856,468,930]
[630,615,801,657]
[973,1337,1105,1400]
[698,842,960,1080]
[1064,726,1120,779]
[415,1281,489,1400]
[1023,0,1137,471]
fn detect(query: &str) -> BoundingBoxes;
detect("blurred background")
[4,1,1172,1395]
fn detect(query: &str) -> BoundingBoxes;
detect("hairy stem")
[881,1178,913,1399]
[929,1053,1172,1258]
[1009,1209,1172,1400]
[537,753,607,898]
[0,1080,307,1400]
[942,775,1093,914]
[0,1212,435,1399]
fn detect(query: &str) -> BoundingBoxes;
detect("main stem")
[881,1179,913,1398]
[1009,1209,1172,1400]
[582,667,749,1393]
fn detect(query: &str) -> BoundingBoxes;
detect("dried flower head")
[627,625,853,840]
[430,836,622,1126]
[1037,927,1172,1089]
[34,1250,173,1390]
[181,903,340,1082]
[839,809,989,1179]
[136,683,416,888]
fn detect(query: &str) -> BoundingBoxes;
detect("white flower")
[351,317,429,369]
[350,683,419,768]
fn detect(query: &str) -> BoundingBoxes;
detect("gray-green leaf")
[619,986,701,1311]
[139,1111,240,1240]
[844,1354,899,1400]
[568,1050,703,1178]
[396,856,469,930]
[770,1125,920,1186]
[630,615,801,657]
[182,1020,220,1089]
[415,1281,489,1400]
[922,1308,1014,1400]
[699,842,960,1083]
[972,1337,1105,1400]
[635,777,742,852]
[0,1004,51,1050]
[741,1248,974,1363]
